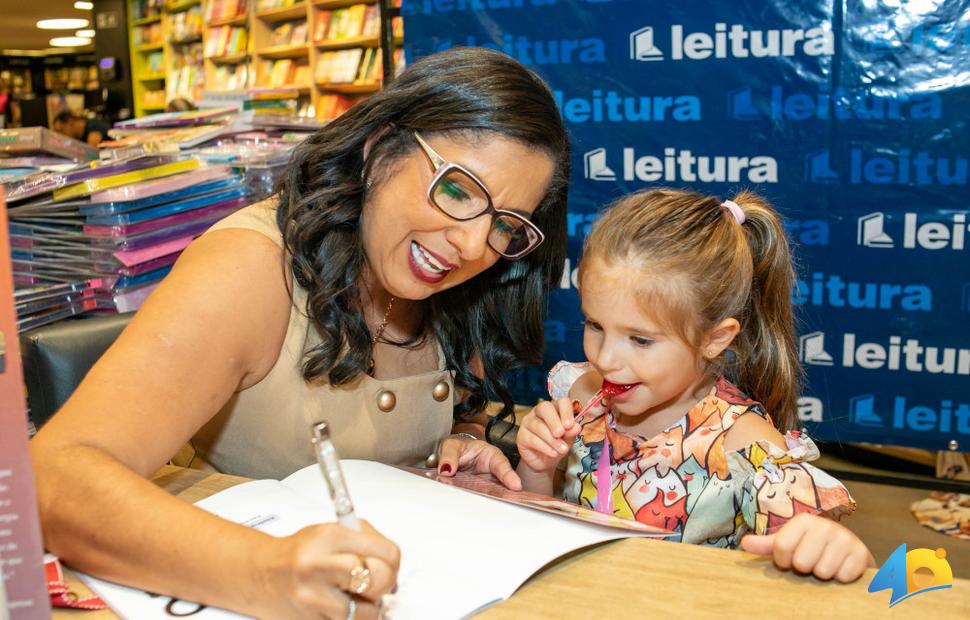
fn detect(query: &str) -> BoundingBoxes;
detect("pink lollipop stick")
[595,436,613,514]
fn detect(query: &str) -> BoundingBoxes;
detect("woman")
[30,48,569,619]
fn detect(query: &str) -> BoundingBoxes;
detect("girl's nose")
[592,342,621,375]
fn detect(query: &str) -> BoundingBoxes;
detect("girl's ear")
[702,318,740,360]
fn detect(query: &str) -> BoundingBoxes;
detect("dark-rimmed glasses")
[414,132,545,260]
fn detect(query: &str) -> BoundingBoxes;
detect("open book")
[81,460,673,619]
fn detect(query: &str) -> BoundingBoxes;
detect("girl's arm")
[724,414,874,583]
[31,229,400,618]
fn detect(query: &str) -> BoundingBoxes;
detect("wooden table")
[55,467,970,619]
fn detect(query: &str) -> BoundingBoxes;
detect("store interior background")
[1,0,968,575]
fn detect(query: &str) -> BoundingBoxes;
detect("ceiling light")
[50,36,92,47]
[74,1,94,9]
[37,18,90,29]
[76,29,96,38]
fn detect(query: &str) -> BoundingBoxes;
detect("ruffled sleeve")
[731,432,856,535]
[547,360,592,400]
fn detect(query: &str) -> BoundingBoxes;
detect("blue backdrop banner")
[401,0,970,452]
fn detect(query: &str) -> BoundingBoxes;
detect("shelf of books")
[310,0,403,120]
[166,0,206,106]
[203,0,252,92]
[130,0,403,119]
[251,1,312,115]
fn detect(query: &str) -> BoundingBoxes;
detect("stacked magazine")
[1,106,324,332]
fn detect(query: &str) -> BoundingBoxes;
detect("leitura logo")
[868,544,953,607]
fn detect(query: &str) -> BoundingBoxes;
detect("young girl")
[515,188,874,582]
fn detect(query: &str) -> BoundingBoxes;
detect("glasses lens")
[489,213,539,257]
[432,168,490,220]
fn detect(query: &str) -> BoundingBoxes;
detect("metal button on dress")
[432,380,450,402]
[377,389,396,412]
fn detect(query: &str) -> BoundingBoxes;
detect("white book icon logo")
[630,26,664,61]
[583,148,616,181]
[799,331,833,366]
[857,212,894,248]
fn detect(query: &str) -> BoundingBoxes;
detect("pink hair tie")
[721,200,745,225]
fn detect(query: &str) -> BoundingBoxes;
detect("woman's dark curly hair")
[275,47,570,422]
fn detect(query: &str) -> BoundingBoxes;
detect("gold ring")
[347,557,371,595]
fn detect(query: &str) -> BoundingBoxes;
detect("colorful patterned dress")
[549,361,856,548]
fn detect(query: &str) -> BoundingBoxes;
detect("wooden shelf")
[134,42,164,52]
[260,82,311,93]
[256,43,309,59]
[207,52,249,64]
[314,35,378,50]
[209,14,248,27]
[313,0,375,9]
[255,3,308,23]
[166,0,201,13]
[170,34,203,45]
[132,15,162,26]
[314,81,380,94]
[136,73,167,81]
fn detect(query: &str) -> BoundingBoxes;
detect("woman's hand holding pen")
[435,435,523,491]
[258,520,400,619]
[516,398,581,474]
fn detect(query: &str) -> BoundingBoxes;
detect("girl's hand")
[740,512,876,583]
[516,398,581,474]
[263,520,400,619]
[435,435,522,491]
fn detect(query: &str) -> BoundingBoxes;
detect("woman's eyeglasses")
[414,132,544,260]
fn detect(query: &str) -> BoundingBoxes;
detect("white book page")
[80,462,634,620]
[282,460,634,620]
[80,480,323,620]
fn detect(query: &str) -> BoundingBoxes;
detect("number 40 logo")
[868,544,953,607]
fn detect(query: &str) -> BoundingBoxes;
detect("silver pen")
[310,421,361,531]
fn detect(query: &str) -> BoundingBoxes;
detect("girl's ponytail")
[730,190,801,430]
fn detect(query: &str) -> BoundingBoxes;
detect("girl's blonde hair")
[578,188,801,430]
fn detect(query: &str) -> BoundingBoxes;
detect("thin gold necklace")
[367,296,396,376]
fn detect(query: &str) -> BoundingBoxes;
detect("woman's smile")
[408,240,454,283]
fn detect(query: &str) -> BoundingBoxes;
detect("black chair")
[20,313,132,429]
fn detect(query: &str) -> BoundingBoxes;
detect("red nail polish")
[440,464,453,474]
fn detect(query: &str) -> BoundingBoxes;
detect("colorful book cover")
[52,159,200,202]
[0,188,52,619]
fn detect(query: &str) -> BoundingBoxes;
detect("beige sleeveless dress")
[186,200,455,479]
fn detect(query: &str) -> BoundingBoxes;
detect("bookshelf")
[129,0,402,118]
[202,0,252,92]
[165,0,206,104]
[251,1,311,114]
[128,0,167,117]
[309,0,403,120]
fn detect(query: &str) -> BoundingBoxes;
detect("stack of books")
[1,107,324,329]
[262,59,310,87]
[4,154,250,324]
[269,20,308,47]
[205,0,247,21]
[205,25,249,57]
[314,4,378,41]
